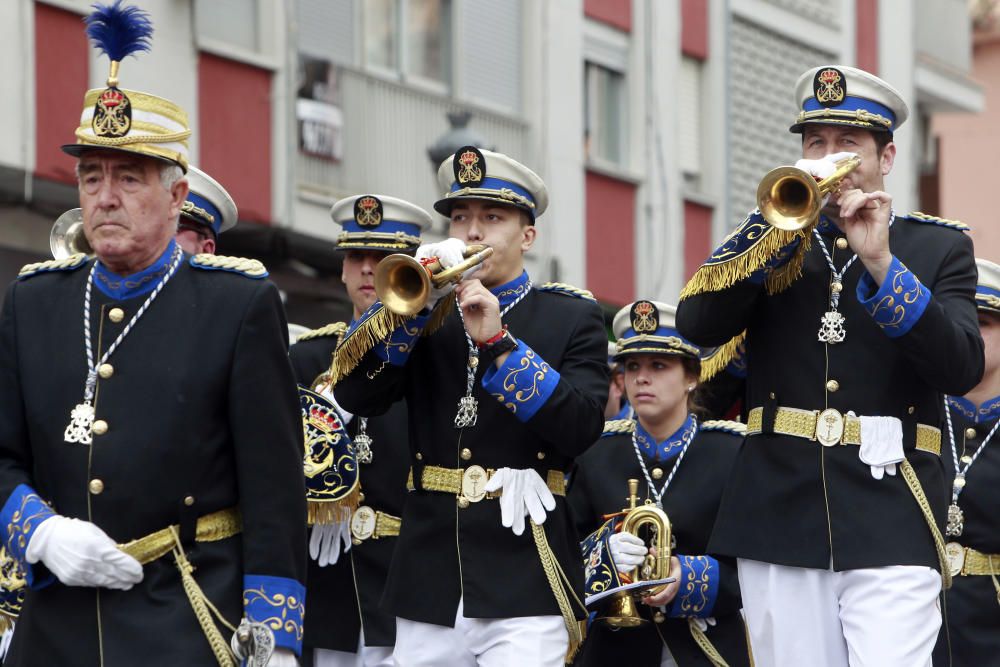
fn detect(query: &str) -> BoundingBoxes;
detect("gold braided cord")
[908,211,970,231]
[18,253,87,278]
[688,618,730,667]
[699,330,747,382]
[181,201,216,225]
[191,254,267,277]
[296,321,348,343]
[445,186,536,209]
[795,107,893,129]
[538,282,597,302]
[700,420,747,435]
[602,419,636,436]
[616,335,700,357]
[330,306,409,384]
[170,528,237,667]
[82,88,190,124]
[69,141,189,171]
[336,231,421,247]
[530,521,585,663]
[899,460,952,590]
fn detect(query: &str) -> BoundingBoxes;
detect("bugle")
[374,244,494,316]
[757,154,861,231]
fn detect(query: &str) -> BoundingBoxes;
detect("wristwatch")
[480,330,518,365]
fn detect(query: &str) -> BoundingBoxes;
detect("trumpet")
[596,478,673,628]
[49,209,93,259]
[374,244,494,317]
[756,154,861,231]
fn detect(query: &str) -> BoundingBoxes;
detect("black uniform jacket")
[335,282,609,626]
[677,213,983,571]
[933,397,1000,667]
[568,421,751,667]
[0,251,306,666]
[290,329,410,651]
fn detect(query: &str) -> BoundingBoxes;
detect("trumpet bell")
[50,209,93,259]
[756,166,823,232]
[595,590,648,629]
[374,254,431,317]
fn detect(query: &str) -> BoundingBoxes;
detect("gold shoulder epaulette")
[601,419,636,438]
[17,253,88,280]
[907,212,970,232]
[296,321,348,343]
[190,254,268,278]
[700,419,747,436]
[538,282,596,302]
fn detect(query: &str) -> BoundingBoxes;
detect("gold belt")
[350,506,401,543]
[406,465,566,504]
[117,507,242,565]
[946,542,1000,577]
[747,406,941,455]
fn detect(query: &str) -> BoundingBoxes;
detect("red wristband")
[477,325,508,348]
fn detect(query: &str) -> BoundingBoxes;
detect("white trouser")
[314,629,393,667]
[660,646,678,667]
[392,598,568,666]
[738,558,941,667]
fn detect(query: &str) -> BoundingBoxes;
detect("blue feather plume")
[84,0,153,62]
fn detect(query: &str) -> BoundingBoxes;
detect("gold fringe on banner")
[679,225,808,300]
[330,306,409,384]
[307,487,361,526]
[422,296,455,336]
[699,330,747,383]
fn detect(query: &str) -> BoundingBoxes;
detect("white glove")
[691,617,718,633]
[0,626,13,661]
[795,152,858,207]
[267,648,299,666]
[483,468,556,536]
[608,532,647,573]
[414,238,480,306]
[859,414,905,480]
[309,522,351,567]
[25,515,143,590]
[320,386,353,425]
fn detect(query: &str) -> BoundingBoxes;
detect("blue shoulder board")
[601,419,635,438]
[17,254,88,280]
[190,254,268,279]
[699,419,747,436]
[538,282,596,302]
[906,211,970,232]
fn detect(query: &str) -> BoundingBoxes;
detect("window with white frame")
[584,61,627,167]
[363,0,452,89]
[678,56,704,184]
[195,0,261,54]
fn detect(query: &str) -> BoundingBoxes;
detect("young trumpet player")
[677,65,982,666]
[569,301,751,666]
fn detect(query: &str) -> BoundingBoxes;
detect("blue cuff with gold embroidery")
[372,310,429,366]
[0,484,56,589]
[243,574,306,655]
[482,341,560,422]
[856,256,930,338]
[667,554,719,619]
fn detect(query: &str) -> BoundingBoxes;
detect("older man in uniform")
[331,147,608,665]
[677,65,983,665]
[0,4,306,665]
[934,258,1000,665]
[290,195,430,667]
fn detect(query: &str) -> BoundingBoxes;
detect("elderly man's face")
[78,151,187,273]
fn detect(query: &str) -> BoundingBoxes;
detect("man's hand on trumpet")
[838,188,893,286]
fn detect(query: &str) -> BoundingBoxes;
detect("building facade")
[0,0,983,322]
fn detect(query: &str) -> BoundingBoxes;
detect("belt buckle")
[351,506,377,543]
[945,542,965,578]
[815,408,845,447]
[461,465,488,503]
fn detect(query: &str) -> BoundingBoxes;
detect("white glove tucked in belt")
[608,532,647,573]
[483,468,556,536]
[309,521,351,567]
[267,648,299,666]
[858,414,905,480]
[25,515,143,590]
[414,238,480,306]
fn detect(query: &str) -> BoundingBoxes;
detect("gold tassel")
[422,296,455,336]
[530,521,586,663]
[330,306,409,384]
[688,618,730,667]
[699,331,747,383]
[680,226,806,300]
[307,486,361,526]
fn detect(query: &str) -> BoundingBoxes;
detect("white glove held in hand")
[25,515,143,590]
[267,648,299,666]
[309,521,351,567]
[415,238,480,306]
[859,415,905,480]
[608,532,647,573]
[484,468,557,536]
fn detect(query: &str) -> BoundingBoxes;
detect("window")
[195,0,260,53]
[363,0,451,88]
[678,56,704,183]
[584,62,627,166]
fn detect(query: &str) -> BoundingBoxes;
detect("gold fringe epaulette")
[296,321,348,343]
[190,254,268,278]
[538,282,596,302]
[699,330,747,382]
[699,419,746,436]
[907,211,970,232]
[17,253,87,279]
[601,419,636,438]
[330,304,409,384]
[679,211,809,299]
